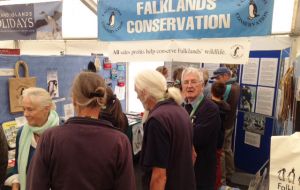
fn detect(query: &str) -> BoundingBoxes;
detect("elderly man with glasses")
[182,67,221,190]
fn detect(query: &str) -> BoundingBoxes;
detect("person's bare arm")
[150,167,167,190]
[12,183,20,190]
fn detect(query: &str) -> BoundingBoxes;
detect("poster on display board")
[98,0,274,41]
[47,70,59,98]
[242,58,259,85]
[0,1,62,40]
[255,86,275,116]
[258,58,278,87]
[243,112,266,135]
[240,85,256,112]
[240,57,279,117]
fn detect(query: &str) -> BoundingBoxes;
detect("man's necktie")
[184,103,193,115]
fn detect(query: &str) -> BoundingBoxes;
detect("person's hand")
[192,146,197,165]
[12,183,20,190]
[34,133,40,142]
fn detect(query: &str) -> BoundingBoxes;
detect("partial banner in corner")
[100,38,251,64]
[98,0,274,41]
[0,1,62,40]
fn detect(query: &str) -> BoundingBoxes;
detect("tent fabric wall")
[65,40,102,55]
[294,37,300,57]
[0,41,15,49]
[13,40,104,56]
[291,0,300,35]
[0,40,106,56]
[249,36,291,51]
[20,41,65,56]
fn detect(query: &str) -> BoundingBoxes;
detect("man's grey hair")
[181,67,204,83]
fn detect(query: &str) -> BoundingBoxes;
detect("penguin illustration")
[241,86,252,112]
[248,0,259,20]
[233,47,240,57]
[278,168,286,181]
[108,11,115,28]
[36,11,62,37]
[287,168,295,184]
[20,87,25,96]
[16,86,26,99]
[48,80,58,98]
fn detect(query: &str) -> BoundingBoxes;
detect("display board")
[0,55,126,126]
[163,50,289,174]
[235,50,282,174]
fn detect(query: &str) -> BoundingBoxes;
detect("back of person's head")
[22,87,56,110]
[211,81,226,99]
[181,67,204,84]
[200,68,209,86]
[211,67,232,81]
[172,67,184,90]
[135,70,182,105]
[156,66,168,78]
[102,87,128,132]
[72,72,106,109]
[172,67,184,81]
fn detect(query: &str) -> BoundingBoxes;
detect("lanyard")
[189,95,204,119]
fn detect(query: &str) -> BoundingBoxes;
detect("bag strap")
[223,84,231,102]
[15,60,30,78]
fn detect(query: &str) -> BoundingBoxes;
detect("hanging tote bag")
[269,132,300,190]
[8,60,36,113]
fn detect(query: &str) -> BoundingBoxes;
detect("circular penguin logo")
[235,0,270,28]
[230,44,244,59]
[101,7,123,33]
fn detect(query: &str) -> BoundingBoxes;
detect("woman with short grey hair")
[7,87,59,190]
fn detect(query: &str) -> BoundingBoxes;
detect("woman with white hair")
[26,72,135,190]
[8,87,59,190]
[135,70,196,190]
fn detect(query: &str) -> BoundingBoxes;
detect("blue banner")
[0,1,62,40]
[98,0,274,41]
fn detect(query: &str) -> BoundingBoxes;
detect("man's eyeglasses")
[182,80,201,86]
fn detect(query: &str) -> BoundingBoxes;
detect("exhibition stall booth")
[1,0,300,190]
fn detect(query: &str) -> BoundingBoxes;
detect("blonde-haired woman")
[8,87,59,190]
[27,72,136,190]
